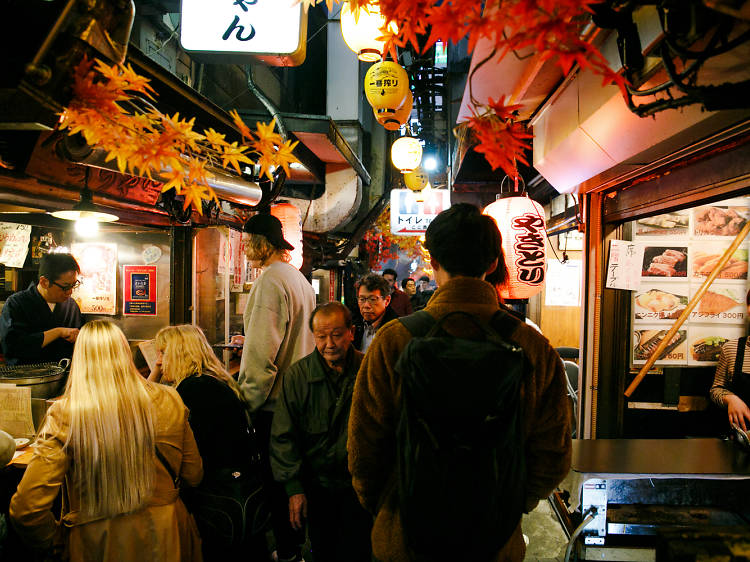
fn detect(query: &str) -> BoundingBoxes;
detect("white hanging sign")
[606,240,644,291]
[180,0,307,65]
[389,189,451,236]
[0,223,31,268]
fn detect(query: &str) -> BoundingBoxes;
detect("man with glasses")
[353,273,397,353]
[0,253,83,365]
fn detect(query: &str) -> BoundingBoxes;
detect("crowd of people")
[2,203,749,561]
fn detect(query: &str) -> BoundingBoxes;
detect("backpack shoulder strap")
[398,310,436,337]
[490,307,522,339]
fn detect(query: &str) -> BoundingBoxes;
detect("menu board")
[630,196,750,366]
[72,243,118,315]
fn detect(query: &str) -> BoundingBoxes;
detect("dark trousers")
[255,410,305,561]
[306,484,372,562]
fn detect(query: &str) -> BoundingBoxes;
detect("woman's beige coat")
[10,382,204,561]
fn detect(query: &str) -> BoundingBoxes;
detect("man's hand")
[726,394,750,432]
[288,493,307,531]
[58,327,79,343]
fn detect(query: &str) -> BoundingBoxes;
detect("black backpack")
[394,309,527,561]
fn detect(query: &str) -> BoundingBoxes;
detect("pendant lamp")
[404,167,429,192]
[391,136,422,173]
[483,192,547,300]
[365,61,409,116]
[340,3,397,62]
[375,89,413,131]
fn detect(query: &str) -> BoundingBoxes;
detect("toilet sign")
[180,0,307,65]
[390,189,451,236]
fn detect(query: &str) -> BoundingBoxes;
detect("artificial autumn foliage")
[363,205,424,269]
[60,57,299,215]
[298,0,626,178]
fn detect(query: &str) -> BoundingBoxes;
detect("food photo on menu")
[641,246,688,278]
[688,325,745,365]
[633,285,688,320]
[632,327,688,365]
[691,246,748,280]
[693,203,749,237]
[689,285,746,322]
[635,212,690,237]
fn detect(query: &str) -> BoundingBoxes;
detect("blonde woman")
[150,324,268,561]
[9,320,203,562]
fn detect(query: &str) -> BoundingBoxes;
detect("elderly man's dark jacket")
[353,307,398,351]
[270,347,364,496]
[0,283,82,365]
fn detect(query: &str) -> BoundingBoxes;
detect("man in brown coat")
[348,203,571,561]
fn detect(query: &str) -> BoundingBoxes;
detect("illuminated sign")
[180,0,307,66]
[390,189,451,236]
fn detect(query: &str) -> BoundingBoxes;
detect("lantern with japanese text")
[375,89,413,131]
[271,202,304,270]
[340,2,397,62]
[391,136,422,173]
[365,61,409,115]
[483,194,547,300]
[404,167,429,192]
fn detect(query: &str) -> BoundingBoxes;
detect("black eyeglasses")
[52,280,82,292]
[357,296,384,304]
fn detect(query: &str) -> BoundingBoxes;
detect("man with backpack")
[348,203,571,561]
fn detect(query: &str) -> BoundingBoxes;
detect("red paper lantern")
[271,202,304,270]
[483,195,547,300]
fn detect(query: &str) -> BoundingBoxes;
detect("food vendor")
[0,253,83,365]
[710,289,750,432]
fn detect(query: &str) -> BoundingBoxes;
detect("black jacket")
[353,307,398,351]
[0,283,83,365]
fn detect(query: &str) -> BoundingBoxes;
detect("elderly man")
[354,273,397,353]
[348,204,571,561]
[382,268,412,317]
[271,302,371,562]
[0,253,83,365]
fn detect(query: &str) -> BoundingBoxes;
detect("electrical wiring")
[563,506,598,562]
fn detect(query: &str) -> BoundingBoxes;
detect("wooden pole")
[624,219,750,398]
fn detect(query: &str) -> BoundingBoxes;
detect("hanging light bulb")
[404,167,429,192]
[340,2,397,62]
[391,136,422,173]
[50,172,119,226]
[74,217,100,237]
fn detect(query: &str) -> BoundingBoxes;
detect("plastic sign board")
[180,0,307,66]
[390,189,451,236]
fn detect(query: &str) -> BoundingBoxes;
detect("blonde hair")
[247,233,291,267]
[62,320,155,518]
[155,324,244,402]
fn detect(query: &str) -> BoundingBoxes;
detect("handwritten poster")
[72,243,117,315]
[545,259,581,306]
[605,240,644,290]
[0,222,31,268]
[0,384,35,438]
[123,265,157,316]
[229,228,244,292]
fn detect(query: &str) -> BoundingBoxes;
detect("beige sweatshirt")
[239,261,316,412]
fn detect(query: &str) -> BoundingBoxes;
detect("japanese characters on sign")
[389,189,451,236]
[605,240,644,291]
[629,196,750,366]
[123,265,157,316]
[72,243,118,315]
[0,223,31,268]
[180,0,307,65]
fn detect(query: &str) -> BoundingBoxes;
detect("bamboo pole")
[625,219,750,398]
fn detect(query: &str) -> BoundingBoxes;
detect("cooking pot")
[0,358,69,399]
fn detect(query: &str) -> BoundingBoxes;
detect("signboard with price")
[123,265,157,316]
[72,243,117,315]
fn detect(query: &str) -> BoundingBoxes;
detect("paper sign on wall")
[606,240,644,291]
[72,243,117,315]
[0,223,31,268]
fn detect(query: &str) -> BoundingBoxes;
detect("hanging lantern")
[340,3,397,62]
[375,89,413,131]
[391,136,422,173]
[365,61,409,115]
[483,194,547,300]
[404,167,428,192]
[271,202,304,270]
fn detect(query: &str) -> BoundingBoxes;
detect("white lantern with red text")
[483,194,547,299]
[271,202,304,270]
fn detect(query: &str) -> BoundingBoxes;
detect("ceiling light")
[423,156,438,171]
[50,186,119,223]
